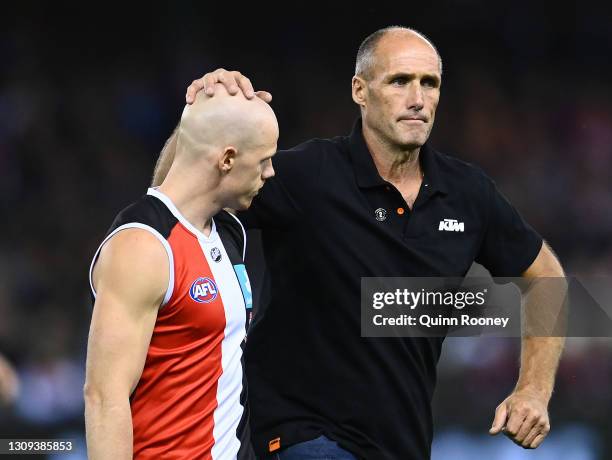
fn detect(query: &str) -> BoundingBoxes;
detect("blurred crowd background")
[0,3,610,459]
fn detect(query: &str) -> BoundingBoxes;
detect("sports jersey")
[89,188,255,459]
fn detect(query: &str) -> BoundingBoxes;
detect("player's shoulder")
[101,226,166,259]
[93,226,169,312]
[95,225,169,291]
[107,194,178,240]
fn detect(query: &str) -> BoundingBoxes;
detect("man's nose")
[406,82,424,111]
[263,165,275,180]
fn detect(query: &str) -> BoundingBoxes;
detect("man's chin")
[237,197,254,211]
[396,138,426,151]
[391,130,426,149]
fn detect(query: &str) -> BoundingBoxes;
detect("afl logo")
[375,208,387,221]
[189,277,218,303]
[210,247,222,262]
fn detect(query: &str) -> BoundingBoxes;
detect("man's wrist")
[513,383,552,402]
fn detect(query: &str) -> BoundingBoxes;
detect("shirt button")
[397,207,405,215]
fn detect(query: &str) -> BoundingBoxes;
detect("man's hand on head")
[489,389,551,449]
[186,69,272,104]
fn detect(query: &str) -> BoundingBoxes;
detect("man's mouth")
[398,116,427,123]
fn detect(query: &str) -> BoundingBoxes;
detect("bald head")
[177,84,278,162]
[355,26,442,80]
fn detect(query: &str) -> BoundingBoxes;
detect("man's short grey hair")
[355,26,443,79]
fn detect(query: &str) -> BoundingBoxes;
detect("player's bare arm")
[489,242,565,449]
[84,229,168,460]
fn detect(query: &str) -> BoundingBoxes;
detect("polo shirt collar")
[348,118,448,195]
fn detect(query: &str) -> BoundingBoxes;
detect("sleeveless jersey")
[89,188,255,459]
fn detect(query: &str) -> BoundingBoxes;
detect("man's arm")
[490,242,566,449]
[84,229,168,460]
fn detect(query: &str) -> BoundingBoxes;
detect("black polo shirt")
[239,119,542,459]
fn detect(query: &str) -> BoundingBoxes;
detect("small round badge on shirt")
[210,247,222,262]
[189,277,218,303]
[375,208,387,221]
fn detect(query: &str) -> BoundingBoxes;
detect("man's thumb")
[489,402,508,435]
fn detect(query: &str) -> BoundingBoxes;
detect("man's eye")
[422,78,437,88]
[391,77,408,86]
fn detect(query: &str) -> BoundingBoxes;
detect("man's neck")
[362,124,422,184]
[157,169,221,237]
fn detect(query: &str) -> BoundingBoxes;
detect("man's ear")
[352,76,367,107]
[219,146,237,172]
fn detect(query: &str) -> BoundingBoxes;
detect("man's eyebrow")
[386,71,441,82]
[386,72,414,80]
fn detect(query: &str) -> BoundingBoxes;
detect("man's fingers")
[514,409,542,443]
[514,414,538,443]
[185,77,205,104]
[185,73,217,104]
[503,408,527,439]
[185,69,232,103]
[530,433,547,449]
[235,73,255,99]
[522,419,548,449]
[185,70,269,104]
[255,91,273,103]
[216,72,240,95]
[491,394,550,448]
[489,403,508,435]
[203,72,221,96]
[522,428,539,447]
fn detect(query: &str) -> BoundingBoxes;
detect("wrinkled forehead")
[374,35,441,76]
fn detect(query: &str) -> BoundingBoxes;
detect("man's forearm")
[85,395,133,460]
[516,274,567,399]
[151,126,178,186]
[516,243,567,399]
[515,336,564,400]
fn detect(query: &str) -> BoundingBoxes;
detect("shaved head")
[165,84,279,212]
[177,84,278,162]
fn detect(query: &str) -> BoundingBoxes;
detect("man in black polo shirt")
[155,26,565,459]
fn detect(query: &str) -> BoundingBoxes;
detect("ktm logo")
[189,277,218,303]
[438,218,464,232]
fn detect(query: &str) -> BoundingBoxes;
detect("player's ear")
[352,75,367,107]
[219,146,237,172]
